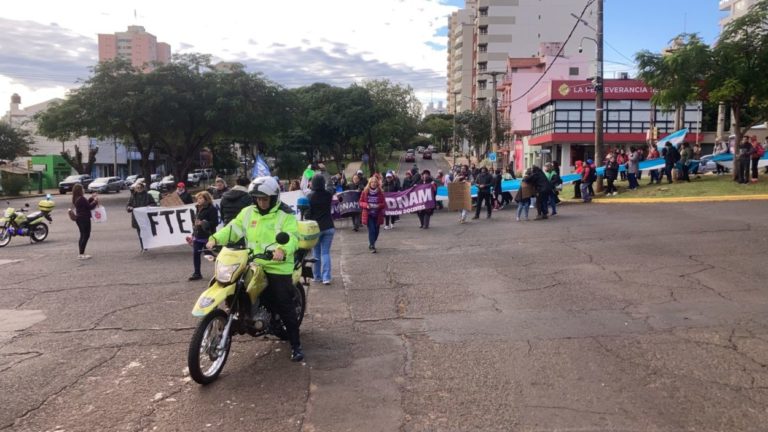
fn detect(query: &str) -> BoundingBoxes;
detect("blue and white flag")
[252,155,271,178]
[656,128,689,152]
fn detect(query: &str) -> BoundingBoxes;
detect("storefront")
[527,79,701,172]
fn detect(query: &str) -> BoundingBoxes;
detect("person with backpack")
[751,136,764,182]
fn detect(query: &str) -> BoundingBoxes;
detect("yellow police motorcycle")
[0,197,55,247]
[187,221,319,385]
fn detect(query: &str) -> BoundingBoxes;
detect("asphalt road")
[1,187,767,431]
[397,151,451,180]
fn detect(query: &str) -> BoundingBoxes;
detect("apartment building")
[98,25,171,71]
[719,0,758,31]
[447,8,475,114]
[447,0,596,112]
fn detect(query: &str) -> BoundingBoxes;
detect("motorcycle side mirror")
[275,232,290,245]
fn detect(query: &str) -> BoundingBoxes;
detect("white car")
[88,176,123,194]
[150,175,175,191]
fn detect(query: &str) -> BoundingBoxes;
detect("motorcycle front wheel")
[30,223,48,242]
[0,227,10,247]
[188,309,231,385]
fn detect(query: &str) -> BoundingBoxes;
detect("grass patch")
[594,173,768,199]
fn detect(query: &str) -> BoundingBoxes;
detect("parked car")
[187,172,202,187]
[192,168,213,180]
[88,176,123,194]
[427,145,435,152]
[423,149,433,160]
[151,175,176,192]
[58,174,93,195]
[124,174,140,189]
[404,149,416,163]
[416,146,425,154]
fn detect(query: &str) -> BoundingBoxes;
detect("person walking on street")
[346,173,365,231]
[382,171,400,230]
[473,166,493,219]
[71,184,98,260]
[604,153,619,195]
[306,174,335,285]
[189,191,218,281]
[544,163,562,215]
[416,170,437,229]
[359,175,387,253]
[126,181,156,251]
[529,165,551,219]
[454,166,472,224]
[580,162,593,203]
[515,169,534,221]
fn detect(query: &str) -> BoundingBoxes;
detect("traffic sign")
[488,152,497,162]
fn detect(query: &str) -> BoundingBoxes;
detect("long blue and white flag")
[252,155,271,178]
[656,128,689,152]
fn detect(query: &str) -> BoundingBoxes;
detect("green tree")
[0,122,34,161]
[420,114,453,152]
[708,0,768,177]
[636,33,710,130]
[455,106,491,158]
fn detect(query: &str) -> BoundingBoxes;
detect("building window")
[479,7,488,16]
[478,80,487,90]
[478,62,487,72]
[569,67,579,76]
[479,44,487,53]
[479,26,488,35]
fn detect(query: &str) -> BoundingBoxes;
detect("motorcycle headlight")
[215,263,241,284]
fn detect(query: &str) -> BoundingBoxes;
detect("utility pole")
[482,72,505,154]
[452,91,460,167]
[594,0,604,191]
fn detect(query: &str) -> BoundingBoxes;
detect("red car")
[405,150,416,162]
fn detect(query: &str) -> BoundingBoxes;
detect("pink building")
[498,45,592,173]
[98,26,171,71]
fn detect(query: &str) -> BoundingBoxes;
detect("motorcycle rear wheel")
[0,228,10,247]
[272,283,306,341]
[30,223,48,242]
[188,309,231,385]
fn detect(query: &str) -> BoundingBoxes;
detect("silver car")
[88,176,123,193]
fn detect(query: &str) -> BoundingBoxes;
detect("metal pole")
[594,0,604,191]
[113,137,118,177]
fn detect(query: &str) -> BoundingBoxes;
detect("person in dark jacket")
[473,166,494,219]
[664,143,680,184]
[604,153,619,196]
[401,171,414,190]
[126,181,156,251]
[208,177,229,199]
[346,174,365,231]
[530,165,552,219]
[382,172,400,229]
[410,167,421,185]
[220,177,252,224]
[189,191,219,281]
[416,170,437,229]
[545,163,563,216]
[306,174,336,284]
[71,184,99,259]
[176,182,193,204]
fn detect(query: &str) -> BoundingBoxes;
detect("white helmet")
[249,176,281,212]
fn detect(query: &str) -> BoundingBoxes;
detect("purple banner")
[332,190,361,219]
[383,184,436,216]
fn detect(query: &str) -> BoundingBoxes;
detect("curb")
[591,194,768,204]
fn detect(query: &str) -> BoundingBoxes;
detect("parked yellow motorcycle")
[0,196,55,247]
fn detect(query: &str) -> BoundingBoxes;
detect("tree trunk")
[732,103,741,181]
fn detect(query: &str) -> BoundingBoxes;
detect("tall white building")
[447,0,597,112]
[719,0,758,31]
[447,8,475,114]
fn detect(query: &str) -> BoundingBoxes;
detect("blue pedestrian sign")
[488,152,497,162]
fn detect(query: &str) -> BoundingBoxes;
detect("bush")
[1,174,29,196]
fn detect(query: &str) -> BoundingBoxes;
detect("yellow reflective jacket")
[210,204,298,275]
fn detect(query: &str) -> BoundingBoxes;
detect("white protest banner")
[133,200,222,249]
[279,190,305,216]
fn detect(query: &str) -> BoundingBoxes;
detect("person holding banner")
[382,172,400,230]
[307,174,335,285]
[189,191,219,281]
[126,181,157,251]
[71,184,99,260]
[346,174,365,231]
[416,170,437,229]
[359,175,388,253]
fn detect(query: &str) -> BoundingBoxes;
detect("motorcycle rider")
[206,176,305,362]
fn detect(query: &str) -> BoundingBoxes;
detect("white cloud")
[1,0,457,108]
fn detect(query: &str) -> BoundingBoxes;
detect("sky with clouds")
[1,0,722,110]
